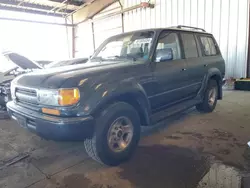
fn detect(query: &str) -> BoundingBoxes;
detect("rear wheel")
[196,79,218,113]
[84,102,140,166]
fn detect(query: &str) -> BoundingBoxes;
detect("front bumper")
[7,101,94,141]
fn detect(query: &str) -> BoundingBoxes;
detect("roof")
[144,26,210,34]
[109,26,211,39]
[0,0,95,17]
[167,25,211,34]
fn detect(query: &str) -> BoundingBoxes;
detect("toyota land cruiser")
[7,26,225,165]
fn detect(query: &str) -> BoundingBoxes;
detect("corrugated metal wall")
[93,2,122,48]
[123,0,249,78]
[75,2,122,58]
[75,0,249,78]
[75,21,94,58]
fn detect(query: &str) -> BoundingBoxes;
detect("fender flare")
[203,68,223,99]
[89,82,151,125]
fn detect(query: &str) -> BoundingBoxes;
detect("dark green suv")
[7,25,225,165]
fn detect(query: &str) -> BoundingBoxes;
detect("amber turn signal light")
[58,88,80,106]
[42,108,60,116]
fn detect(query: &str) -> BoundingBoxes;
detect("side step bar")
[150,98,201,125]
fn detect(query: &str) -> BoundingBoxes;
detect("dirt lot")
[1,90,250,188]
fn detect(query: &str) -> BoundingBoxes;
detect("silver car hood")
[0,52,42,84]
[3,51,42,70]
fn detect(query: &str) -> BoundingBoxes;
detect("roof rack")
[176,25,206,32]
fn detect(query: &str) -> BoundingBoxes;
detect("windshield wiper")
[90,56,104,62]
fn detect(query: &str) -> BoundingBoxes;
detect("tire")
[196,79,218,113]
[84,102,141,166]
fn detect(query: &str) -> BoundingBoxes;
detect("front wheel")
[84,102,141,166]
[196,79,218,113]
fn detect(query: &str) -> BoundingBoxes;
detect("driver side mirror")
[155,48,173,63]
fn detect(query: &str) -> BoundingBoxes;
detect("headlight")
[10,83,16,100]
[38,88,80,106]
[38,89,59,106]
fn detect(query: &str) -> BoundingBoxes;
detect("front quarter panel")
[74,75,151,118]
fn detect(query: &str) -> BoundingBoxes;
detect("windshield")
[0,54,17,73]
[91,31,155,62]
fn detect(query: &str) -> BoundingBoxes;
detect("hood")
[14,61,145,89]
[3,51,42,70]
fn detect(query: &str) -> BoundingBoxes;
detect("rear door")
[150,31,189,110]
[197,34,222,72]
[180,32,205,97]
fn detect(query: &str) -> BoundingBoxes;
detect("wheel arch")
[90,91,151,126]
[207,69,223,100]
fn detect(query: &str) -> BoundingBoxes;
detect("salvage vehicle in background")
[46,57,88,68]
[0,52,42,111]
[36,58,88,68]
[7,26,225,165]
[36,60,52,68]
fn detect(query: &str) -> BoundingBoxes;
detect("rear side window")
[181,33,198,58]
[200,36,218,56]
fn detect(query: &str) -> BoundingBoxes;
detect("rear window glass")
[200,36,218,56]
[181,33,198,58]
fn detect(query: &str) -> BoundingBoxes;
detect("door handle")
[204,64,208,67]
[181,68,187,71]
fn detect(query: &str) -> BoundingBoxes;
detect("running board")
[150,98,201,125]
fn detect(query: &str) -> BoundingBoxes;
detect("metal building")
[75,0,250,78]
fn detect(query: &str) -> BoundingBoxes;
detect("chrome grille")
[15,87,38,105]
